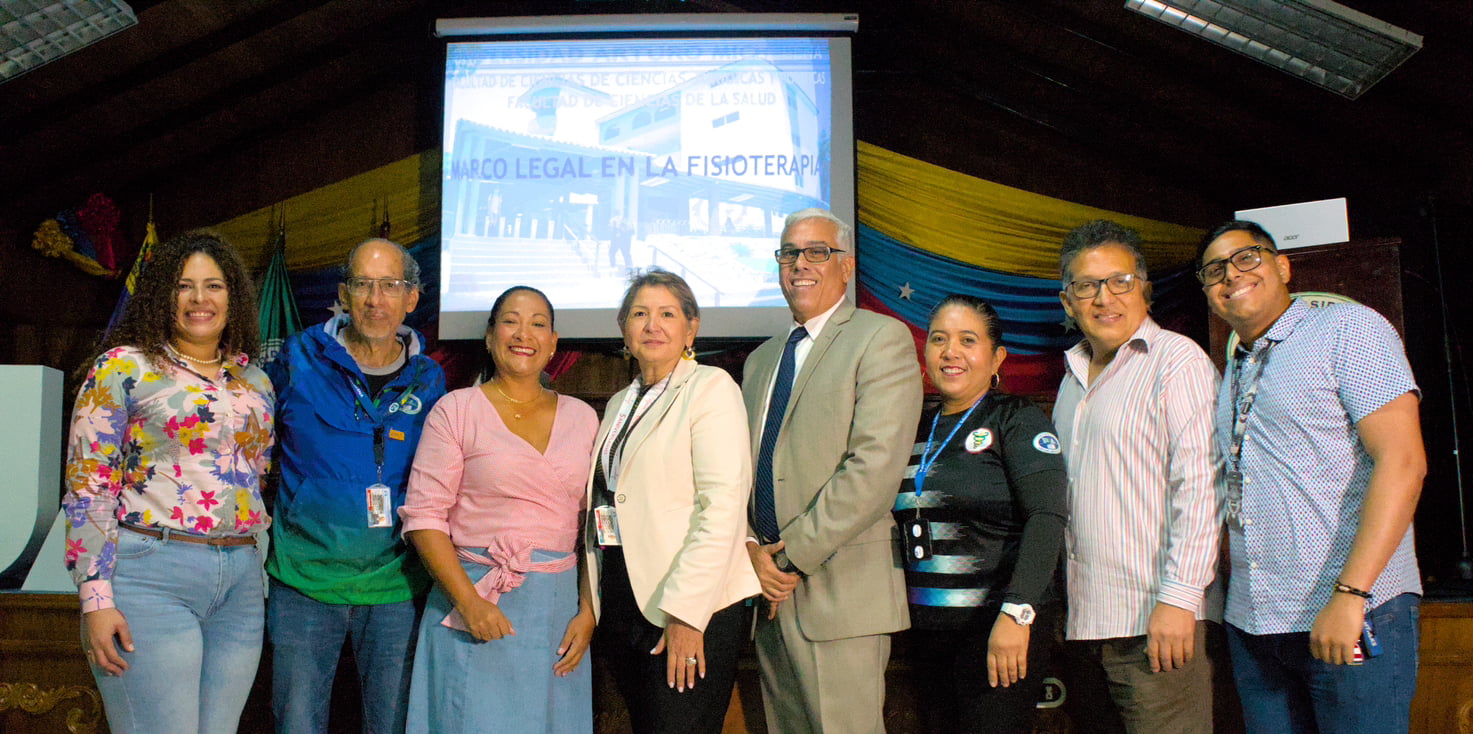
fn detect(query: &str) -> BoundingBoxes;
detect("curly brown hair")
[98,230,261,372]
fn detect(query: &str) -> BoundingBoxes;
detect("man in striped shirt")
[1052,220,1222,734]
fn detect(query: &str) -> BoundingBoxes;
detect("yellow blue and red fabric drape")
[196,144,1209,393]
[852,142,1207,396]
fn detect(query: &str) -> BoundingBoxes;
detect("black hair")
[1059,219,1147,283]
[929,294,1005,349]
[94,229,260,374]
[479,285,554,383]
[1196,220,1277,266]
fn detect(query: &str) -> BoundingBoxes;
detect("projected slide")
[440,37,837,335]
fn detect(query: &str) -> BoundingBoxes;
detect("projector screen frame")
[435,13,859,39]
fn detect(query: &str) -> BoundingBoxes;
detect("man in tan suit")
[744,208,924,733]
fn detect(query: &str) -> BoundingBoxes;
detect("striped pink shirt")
[1052,317,1222,640]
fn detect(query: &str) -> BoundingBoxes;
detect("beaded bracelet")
[1332,581,1372,600]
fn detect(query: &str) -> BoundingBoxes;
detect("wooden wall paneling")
[0,592,105,734]
[1412,601,1473,733]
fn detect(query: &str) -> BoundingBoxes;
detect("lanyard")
[914,396,985,497]
[599,378,666,487]
[348,374,416,415]
[348,374,417,484]
[1228,342,1274,474]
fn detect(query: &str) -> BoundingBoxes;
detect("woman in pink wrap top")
[400,287,598,733]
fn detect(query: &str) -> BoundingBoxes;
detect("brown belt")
[121,523,256,547]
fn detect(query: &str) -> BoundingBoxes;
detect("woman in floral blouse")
[63,230,274,734]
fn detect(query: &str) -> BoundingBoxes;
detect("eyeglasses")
[774,245,845,265]
[1064,273,1139,300]
[345,277,414,297]
[1196,245,1274,286]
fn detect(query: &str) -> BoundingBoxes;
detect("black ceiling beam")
[0,0,341,138]
[2,7,435,220]
[1,5,430,204]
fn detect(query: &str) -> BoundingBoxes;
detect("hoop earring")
[990,373,1001,389]
[683,345,696,360]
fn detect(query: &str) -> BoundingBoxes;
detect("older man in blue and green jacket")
[265,238,446,734]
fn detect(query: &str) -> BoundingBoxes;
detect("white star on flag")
[898,282,915,300]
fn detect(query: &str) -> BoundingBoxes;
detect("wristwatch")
[1000,602,1036,626]
[772,549,800,574]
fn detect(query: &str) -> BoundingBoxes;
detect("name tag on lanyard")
[594,506,622,546]
[1227,344,1274,529]
[366,484,392,528]
[352,378,400,530]
[908,399,984,563]
[594,381,661,547]
[903,516,932,561]
[1224,470,1244,527]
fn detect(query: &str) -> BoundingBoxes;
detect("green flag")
[256,218,301,363]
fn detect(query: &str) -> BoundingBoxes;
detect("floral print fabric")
[64,345,275,612]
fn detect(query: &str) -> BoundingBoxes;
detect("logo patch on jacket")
[391,394,424,415]
[965,428,993,453]
[1033,432,1061,454]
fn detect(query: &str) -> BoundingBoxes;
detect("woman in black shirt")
[894,294,1068,733]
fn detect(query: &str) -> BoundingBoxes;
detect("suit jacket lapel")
[787,300,854,413]
[745,340,780,433]
[618,358,695,463]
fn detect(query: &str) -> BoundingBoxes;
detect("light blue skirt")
[405,550,592,734]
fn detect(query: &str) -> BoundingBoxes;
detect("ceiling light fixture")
[1,0,137,83]
[1124,0,1422,99]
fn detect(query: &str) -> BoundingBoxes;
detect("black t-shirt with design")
[892,391,1068,630]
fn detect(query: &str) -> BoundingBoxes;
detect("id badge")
[594,505,622,546]
[1361,618,1382,658]
[1224,470,1244,525]
[902,517,932,561]
[366,483,392,528]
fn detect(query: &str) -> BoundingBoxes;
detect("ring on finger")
[685,656,699,665]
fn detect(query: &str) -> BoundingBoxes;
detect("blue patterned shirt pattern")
[1220,299,1421,635]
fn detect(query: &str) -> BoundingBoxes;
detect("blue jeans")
[267,579,421,734]
[1227,593,1420,734]
[90,529,265,734]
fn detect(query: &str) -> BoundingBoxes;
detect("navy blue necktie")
[754,326,807,543]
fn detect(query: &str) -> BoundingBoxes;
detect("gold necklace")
[167,344,222,368]
[492,379,544,419]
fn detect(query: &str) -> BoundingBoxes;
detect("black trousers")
[906,603,1061,734]
[593,547,748,734]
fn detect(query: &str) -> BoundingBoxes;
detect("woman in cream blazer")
[585,269,760,734]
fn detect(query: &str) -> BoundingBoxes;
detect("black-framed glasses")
[345,277,414,297]
[1065,273,1138,300]
[1196,245,1273,286]
[774,245,845,265]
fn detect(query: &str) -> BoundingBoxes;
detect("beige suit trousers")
[754,599,892,734]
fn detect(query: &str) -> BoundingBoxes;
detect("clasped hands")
[747,540,799,619]
[454,594,595,676]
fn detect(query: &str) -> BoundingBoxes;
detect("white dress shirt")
[1053,317,1222,640]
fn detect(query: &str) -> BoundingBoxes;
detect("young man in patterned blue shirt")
[1198,221,1425,734]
